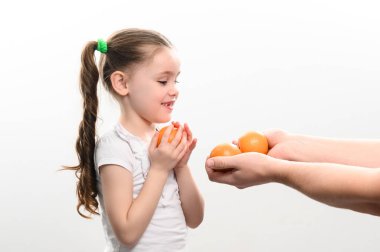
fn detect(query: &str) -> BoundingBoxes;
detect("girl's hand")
[172,122,197,169]
[148,125,188,173]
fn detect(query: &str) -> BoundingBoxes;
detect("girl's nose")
[169,85,179,96]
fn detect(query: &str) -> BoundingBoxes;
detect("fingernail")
[206,159,214,168]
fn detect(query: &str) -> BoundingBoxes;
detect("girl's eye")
[158,80,180,85]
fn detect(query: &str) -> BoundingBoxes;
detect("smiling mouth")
[161,101,175,109]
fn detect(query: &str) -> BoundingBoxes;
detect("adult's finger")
[205,166,236,185]
[206,156,238,171]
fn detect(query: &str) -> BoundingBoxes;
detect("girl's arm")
[267,130,380,168]
[171,123,204,228]
[100,165,169,247]
[100,126,188,247]
[175,165,204,228]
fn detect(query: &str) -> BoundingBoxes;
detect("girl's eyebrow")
[157,71,181,76]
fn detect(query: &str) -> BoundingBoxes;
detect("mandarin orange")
[237,131,268,154]
[210,143,242,158]
[157,126,179,146]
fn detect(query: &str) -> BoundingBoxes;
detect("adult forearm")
[286,135,380,167]
[175,166,204,228]
[276,160,380,215]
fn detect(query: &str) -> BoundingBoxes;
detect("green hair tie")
[96,39,108,53]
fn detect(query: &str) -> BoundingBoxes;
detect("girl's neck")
[119,114,156,143]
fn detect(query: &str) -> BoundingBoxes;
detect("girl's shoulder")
[96,125,135,152]
[96,129,128,149]
[95,127,136,172]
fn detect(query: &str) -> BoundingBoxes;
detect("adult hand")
[205,152,283,189]
[230,129,291,159]
[265,129,292,159]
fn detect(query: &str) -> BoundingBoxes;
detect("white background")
[1,0,380,251]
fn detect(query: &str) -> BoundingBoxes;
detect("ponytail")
[65,29,174,219]
[65,41,100,218]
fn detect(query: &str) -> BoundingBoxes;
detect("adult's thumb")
[206,156,234,170]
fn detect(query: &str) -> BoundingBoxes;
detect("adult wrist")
[271,158,292,184]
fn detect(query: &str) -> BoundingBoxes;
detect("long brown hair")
[65,28,172,218]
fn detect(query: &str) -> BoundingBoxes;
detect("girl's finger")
[178,141,189,160]
[149,131,159,152]
[174,131,187,156]
[172,121,181,127]
[170,125,184,147]
[161,125,174,145]
[184,123,192,141]
[189,138,197,151]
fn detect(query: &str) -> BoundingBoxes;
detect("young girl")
[67,28,204,251]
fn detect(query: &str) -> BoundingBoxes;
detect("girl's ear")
[110,71,129,96]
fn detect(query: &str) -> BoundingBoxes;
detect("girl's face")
[126,46,181,124]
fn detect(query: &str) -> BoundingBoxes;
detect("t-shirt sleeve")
[94,133,134,173]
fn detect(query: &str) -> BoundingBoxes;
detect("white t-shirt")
[94,123,187,252]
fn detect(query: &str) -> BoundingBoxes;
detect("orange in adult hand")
[157,126,179,146]
[238,131,268,154]
[210,143,242,158]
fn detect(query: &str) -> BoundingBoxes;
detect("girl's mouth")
[161,101,175,111]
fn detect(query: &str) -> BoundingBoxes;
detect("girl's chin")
[154,116,171,124]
